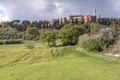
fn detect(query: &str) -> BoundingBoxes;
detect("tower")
[93,8,96,16]
[92,0,96,16]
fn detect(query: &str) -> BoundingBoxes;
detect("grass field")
[0,42,120,80]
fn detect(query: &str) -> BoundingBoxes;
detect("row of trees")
[1,17,120,32]
[1,17,120,48]
[23,24,84,46]
[0,19,66,32]
[97,18,120,27]
[23,22,105,46]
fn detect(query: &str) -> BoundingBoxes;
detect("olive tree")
[40,29,56,46]
[59,24,83,46]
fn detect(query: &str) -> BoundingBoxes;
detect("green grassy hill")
[0,42,120,80]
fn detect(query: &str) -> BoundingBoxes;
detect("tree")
[11,20,21,31]
[40,29,56,46]
[22,20,31,31]
[97,18,111,26]
[59,24,83,46]
[24,27,40,40]
[90,22,102,35]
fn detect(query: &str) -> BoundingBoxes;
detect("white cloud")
[53,1,76,18]
[107,0,120,17]
[53,2,67,15]
[113,0,120,12]
[0,0,50,21]
[23,0,47,11]
[0,0,120,21]
[0,5,10,22]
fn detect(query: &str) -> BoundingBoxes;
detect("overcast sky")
[0,0,120,22]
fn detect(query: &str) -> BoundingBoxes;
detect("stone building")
[66,8,97,23]
[66,15,84,23]
[84,15,96,23]
[48,8,97,28]
[59,18,66,25]
[84,8,96,23]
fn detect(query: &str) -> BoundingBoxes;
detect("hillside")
[0,42,120,80]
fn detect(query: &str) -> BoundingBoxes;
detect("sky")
[0,0,120,22]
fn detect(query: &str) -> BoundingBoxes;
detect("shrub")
[90,22,103,35]
[0,39,23,45]
[99,28,115,45]
[109,41,120,54]
[80,28,115,52]
[82,35,105,52]
[78,34,90,47]
[0,40,3,45]
[0,27,23,39]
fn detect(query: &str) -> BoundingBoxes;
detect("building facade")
[66,8,97,23]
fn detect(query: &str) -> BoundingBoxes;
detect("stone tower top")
[93,8,96,16]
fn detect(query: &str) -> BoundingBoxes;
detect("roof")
[69,15,83,17]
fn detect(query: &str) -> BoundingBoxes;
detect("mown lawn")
[0,42,120,80]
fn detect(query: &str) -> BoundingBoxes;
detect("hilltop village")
[33,8,120,29]
[51,8,97,24]
[1,8,120,30]
[48,8,97,28]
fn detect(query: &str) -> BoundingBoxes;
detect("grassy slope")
[0,42,120,80]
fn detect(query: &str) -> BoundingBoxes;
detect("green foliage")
[80,23,90,34]
[59,24,83,46]
[79,28,115,52]
[0,21,9,28]
[109,23,120,37]
[0,40,3,44]
[99,28,115,44]
[0,27,23,39]
[0,39,23,45]
[110,23,117,31]
[40,29,56,46]
[97,18,111,26]
[82,35,105,52]
[78,34,90,46]
[90,22,102,35]
[21,20,31,31]
[24,27,40,40]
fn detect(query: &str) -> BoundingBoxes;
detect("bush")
[109,41,120,54]
[0,40,3,45]
[82,35,105,52]
[90,22,103,35]
[78,34,90,46]
[0,39,23,45]
[79,28,115,52]
[99,28,115,45]
[0,27,23,39]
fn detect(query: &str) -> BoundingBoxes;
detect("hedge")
[0,39,23,45]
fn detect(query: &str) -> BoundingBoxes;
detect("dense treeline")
[0,18,120,32]
[0,39,22,45]
[1,18,120,52]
